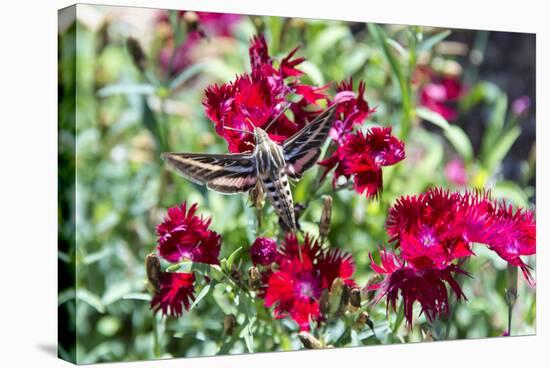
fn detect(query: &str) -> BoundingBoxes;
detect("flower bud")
[319,195,333,239]
[349,287,362,309]
[365,274,383,301]
[250,237,278,266]
[145,253,161,292]
[319,289,330,317]
[298,331,324,349]
[183,11,199,32]
[328,278,344,314]
[249,181,265,210]
[126,37,146,73]
[223,314,237,336]
[356,311,374,332]
[248,266,262,290]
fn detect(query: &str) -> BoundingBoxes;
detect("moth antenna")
[223,125,255,135]
[264,102,291,133]
[244,117,257,131]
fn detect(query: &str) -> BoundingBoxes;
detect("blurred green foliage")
[58,6,535,363]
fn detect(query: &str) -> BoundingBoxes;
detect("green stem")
[152,314,161,358]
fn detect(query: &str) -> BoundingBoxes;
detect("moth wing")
[162,152,257,194]
[283,104,337,179]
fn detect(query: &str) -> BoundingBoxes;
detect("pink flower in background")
[263,234,355,331]
[445,158,467,186]
[156,203,221,265]
[150,272,196,317]
[512,95,531,117]
[158,11,241,76]
[418,67,464,121]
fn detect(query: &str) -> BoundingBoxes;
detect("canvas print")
[58,4,536,364]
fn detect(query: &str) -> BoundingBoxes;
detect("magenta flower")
[156,203,221,265]
[150,272,196,317]
[370,188,536,326]
[330,79,376,143]
[263,234,355,331]
[368,249,468,326]
[320,127,405,198]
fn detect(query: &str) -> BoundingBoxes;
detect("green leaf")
[97,83,155,97]
[226,246,243,272]
[444,126,474,162]
[386,38,407,58]
[485,126,520,173]
[122,293,151,302]
[300,60,325,85]
[308,26,349,59]
[417,107,449,130]
[418,30,451,52]
[169,62,209,90]
[492,181,528,208]
[368,23,412,137]
[239,319,255,353]
[417,107,473,161]
[189,284,211,311]
[142,96,164,151]
[481,92,508,159]
[76,289,106,313]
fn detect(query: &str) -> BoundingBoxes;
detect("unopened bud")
[126,37,146,73]
[356,311,374,332]
[350,288,362,309]
[223,314,237,335]
[422,329,434,341]
[298,331,324,349]
[505,264,518,308]
[340,284,350,312]
[145,253,161,292]
[319,195,333,239]
[230,266,243,284]
[365,274,384,301]
[329,278,344,315]
[248,266,262,290]
[319,289,330,317]
[183,11,199,31]
[249,181,265,210]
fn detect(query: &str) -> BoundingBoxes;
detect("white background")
[0,0,547,367]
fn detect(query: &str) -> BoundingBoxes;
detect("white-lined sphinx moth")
[162,104,337,231]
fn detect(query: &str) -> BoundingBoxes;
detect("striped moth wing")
[161,152,258,194]
[283,104,337,180]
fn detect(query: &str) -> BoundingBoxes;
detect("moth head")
[253,126,270,144]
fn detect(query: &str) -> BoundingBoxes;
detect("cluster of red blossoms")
[150,203,221,317]
[203,35,405,198]
[203,34,329,153]
[251,234,355,331]
[368,188,536,325]
[320,125,405,198]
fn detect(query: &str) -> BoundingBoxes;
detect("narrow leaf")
[418,30,452,52]
[189,284,211,311]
